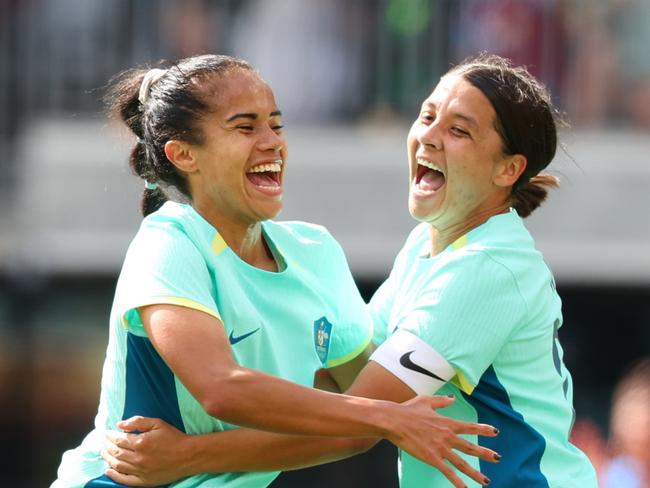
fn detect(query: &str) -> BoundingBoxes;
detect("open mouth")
[246,160,283,193]
[415,158,445,193]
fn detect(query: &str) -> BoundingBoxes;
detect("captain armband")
[369,328,455,395]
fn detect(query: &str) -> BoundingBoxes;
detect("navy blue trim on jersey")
[85,333,185,488]
[461,366,549,488]
[122,332,186,430]
[84,475,133,487]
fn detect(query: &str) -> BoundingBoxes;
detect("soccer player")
[102,54,598,488]
[50,54,497,488]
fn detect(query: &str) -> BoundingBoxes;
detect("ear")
[164,140,197,173]
[493,154,527,188]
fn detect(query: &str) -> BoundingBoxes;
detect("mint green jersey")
[52,202,372,488]
[370,209,597,488]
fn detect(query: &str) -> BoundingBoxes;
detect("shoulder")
[439,211,552,311]
[404,222,430,248]
[125,202,207,263]
[137,201,192,236]
[133,201,212,247]
[392,223,429,265]
[267,220,342,251]
[267,221,354,273]
[435,247,519,292]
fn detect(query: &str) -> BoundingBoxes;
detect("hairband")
[144,181,159,191]
[138,68,167,104]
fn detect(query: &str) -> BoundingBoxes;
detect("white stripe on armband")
[369,328,455,395]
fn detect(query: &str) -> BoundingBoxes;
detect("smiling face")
[178,69,287,226]
[407,74,522,235]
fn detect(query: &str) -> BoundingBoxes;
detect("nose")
[258,125,285,153]
[417,120,442,151]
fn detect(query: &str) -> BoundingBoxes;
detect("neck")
[429,203,510,256]
[194,203,278,272]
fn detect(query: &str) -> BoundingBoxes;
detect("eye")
[237,125,254,132]
[272,124,284,133]
[420,112,435,124]
[450,126,470,137]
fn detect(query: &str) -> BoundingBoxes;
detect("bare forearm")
[184,429,377,474]
[145,306,399,442]
[204,367,398,440]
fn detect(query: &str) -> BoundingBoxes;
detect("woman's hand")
[102,416,194,486]
[343,361,500,488]
[387,395,499,487]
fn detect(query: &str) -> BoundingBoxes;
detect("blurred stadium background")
[0,0,648,486]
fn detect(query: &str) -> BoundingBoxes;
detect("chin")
[261,203,283,221]
[408,204,430,223]
[408,196,429,221]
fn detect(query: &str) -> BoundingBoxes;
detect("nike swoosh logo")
[399,351,445,382]
[229,327,260,345]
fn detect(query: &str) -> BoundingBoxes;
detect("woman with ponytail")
[101,54,597,488]
[50,54,498,488]
[360,53,596,487]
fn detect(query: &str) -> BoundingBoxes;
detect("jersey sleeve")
[114,220,220,337]
[368,274,396,346]
[386,252,526,394]
[369,223,426,347]
[322,235,373,369]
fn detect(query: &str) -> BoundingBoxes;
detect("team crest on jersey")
[313,316,333,365]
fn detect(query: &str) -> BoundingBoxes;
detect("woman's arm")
[141,304,496,447]
[104,417,377,486]
[103,343,498,487]
[142,305,398,438]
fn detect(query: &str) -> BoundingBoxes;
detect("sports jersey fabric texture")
[369,209,597,488]
[52,201,372,488]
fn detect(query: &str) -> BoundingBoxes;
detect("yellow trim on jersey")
[451,369,475,395]
[121,296,221,328]
[451,234,469,250]
[211,233,228,256]
[326,326,374,368]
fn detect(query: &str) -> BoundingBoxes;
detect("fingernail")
[484,477,491,485]
[494,453,502,461]
[493,427,499,435]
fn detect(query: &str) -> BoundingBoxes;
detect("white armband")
[369,328,455,395]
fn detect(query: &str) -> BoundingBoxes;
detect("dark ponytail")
[105,67,171,215]
[510,173,560,218]
[104,54,254,216]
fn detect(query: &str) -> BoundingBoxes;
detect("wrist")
[181,433,212,477]
[365,398,401,442]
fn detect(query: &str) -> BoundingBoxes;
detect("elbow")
[201,396,228,419]
[200,390,240,419]
[197,379,239,419]
[197,369,251,420]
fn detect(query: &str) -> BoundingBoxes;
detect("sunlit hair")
[105,54,254,216]
[447,53,561,217]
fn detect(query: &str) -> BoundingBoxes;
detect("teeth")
[417,158,444,174]
[248,161,283,173]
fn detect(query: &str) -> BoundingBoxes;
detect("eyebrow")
[422,100,480,129]
[226,110,282,123]
[452,112,479,130]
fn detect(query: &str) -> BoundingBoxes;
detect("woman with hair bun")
[50,54,497,488]
[365,52,597,487]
